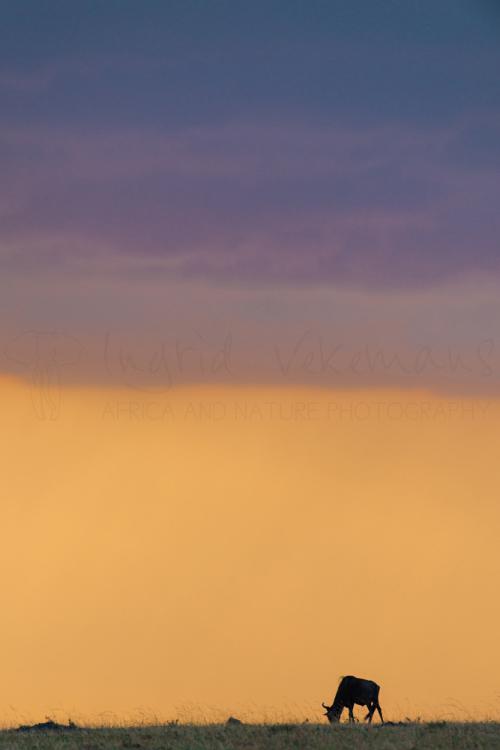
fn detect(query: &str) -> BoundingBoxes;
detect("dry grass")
[2,722,500,750]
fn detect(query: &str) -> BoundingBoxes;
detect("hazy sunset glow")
[1,378,499,722]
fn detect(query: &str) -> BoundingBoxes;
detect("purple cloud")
[1,118,499,288]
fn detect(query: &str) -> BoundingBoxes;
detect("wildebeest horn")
[322,702,329,710]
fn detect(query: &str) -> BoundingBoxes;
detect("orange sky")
[1,377,499,725]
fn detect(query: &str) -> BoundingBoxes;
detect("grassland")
[2,722,500,750]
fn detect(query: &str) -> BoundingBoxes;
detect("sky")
[1,0,500,723]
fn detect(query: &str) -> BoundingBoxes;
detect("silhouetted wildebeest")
[322,675,384,723]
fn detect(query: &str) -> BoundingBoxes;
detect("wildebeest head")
[322,702,342,723]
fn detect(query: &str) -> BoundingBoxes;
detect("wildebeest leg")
[365,703,375,722]
[375,702,384,724]
[348,705,356,723]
